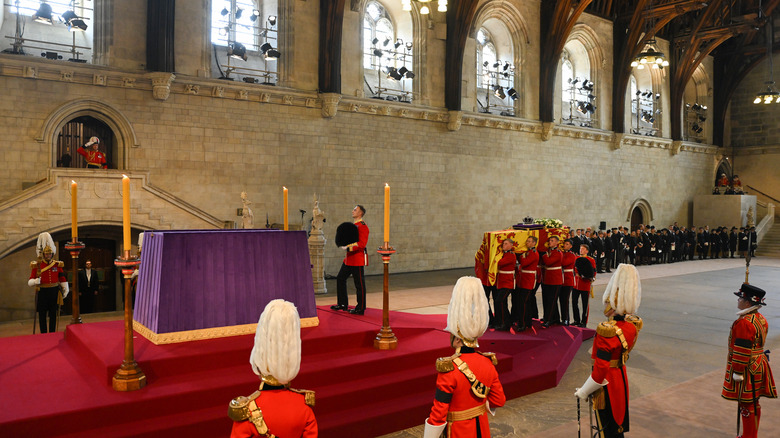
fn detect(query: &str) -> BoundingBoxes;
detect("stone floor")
[2,257,779,437]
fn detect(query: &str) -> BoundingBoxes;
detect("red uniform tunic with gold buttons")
[344,220,369,267]
[30,260,67,286]
[573,256,596,292]
[561,251,576,287]
[517,249,539,290]
[428,349,506,438]
[541,249,563,285]
[77,146,107,169]
[590,317,640,432]
[495,251,516,289]
[230,389,317,438]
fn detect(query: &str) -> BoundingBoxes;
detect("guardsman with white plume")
[28,232,69,333]
[575,263,643,437]
[229,299,317,438]
[424,276,506,438]
[721,283,776,438]
[77,136,107,169]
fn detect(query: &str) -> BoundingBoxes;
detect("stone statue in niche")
[747,206,755,228]
[312,195,326,233]
[241,191,254,229]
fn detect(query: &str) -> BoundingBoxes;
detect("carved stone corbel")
[447,110,463,131]
[671,140,683,155]
[612,133,624,150]
[541,122,555,141]
[148,72,175,101]
[320,93,341,118]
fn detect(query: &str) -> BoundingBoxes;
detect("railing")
[746,185,780,206]
[756,202,775,243]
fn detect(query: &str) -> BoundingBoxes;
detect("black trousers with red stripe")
[336,263,366,310]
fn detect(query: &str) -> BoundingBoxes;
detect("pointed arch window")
[476,28,515,115]
[362,1,415,102]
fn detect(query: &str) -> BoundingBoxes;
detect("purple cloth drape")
[134,229,316,334]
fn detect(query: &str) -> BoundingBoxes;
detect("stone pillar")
[308,230,327,295]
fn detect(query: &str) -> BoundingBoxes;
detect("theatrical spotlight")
[576,101,587,114]
[268,15,277,26]
[395,38,403,49]
[235,8,243,19]
[398,66,415,79]
[507,88,518,100]
[261,42,280,60]
[33,2,53,25]
[405,42,413,51]
[386,67,403,81]
[221,7,229,16]
[493,85,506,99]
[383,37,391,47]
[228,42,248,61]
[62,10,87,31]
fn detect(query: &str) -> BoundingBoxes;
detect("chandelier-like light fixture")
[401,0,446,15]
[753,0,780,104]
[630,1,669,70]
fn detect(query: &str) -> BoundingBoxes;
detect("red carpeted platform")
[0,307,593,437]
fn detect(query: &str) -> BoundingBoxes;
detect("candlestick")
[384,183,390,243]
[283,187,288,231]
[122,175,130,252]
[71,180,78,241]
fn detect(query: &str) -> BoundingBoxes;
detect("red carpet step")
[0,307,592,437]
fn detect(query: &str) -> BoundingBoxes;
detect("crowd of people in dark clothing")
[568,223,759,272]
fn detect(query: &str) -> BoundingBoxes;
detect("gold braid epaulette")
[478,351,498,365]
[288,387,316,407]
[596,320,617,337]
[436,351,461,372]
[228,390,262,422]
[31,261,37,268]
[436,350,497,372]
[57,261,64,268]
[624,314,643,332]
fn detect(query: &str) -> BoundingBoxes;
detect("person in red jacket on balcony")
[332,205,370,315]
[77,136,107,169]
[423,276,506,438]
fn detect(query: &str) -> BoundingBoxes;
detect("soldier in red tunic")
[511,236,539,332]
[424,276,506,438]
[559,239,577,326]
[493,238,516,331]
[572,244,596,327]
[721,283,776,438]
[28,232,69,333]
[540,236,563,328]
[575,263,643,437]
[229,299,317,438]
[76,136,107,169]
[333,205,370,315]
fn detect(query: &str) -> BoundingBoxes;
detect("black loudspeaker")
[599,221,606,230]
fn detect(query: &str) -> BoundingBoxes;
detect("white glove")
[422,418,445,438]
[89,136,99,145]
[339,246,348,250]
[732,373,744,382]
[28,278,41,287]
[60,282,70,299]
[575,375,607,400]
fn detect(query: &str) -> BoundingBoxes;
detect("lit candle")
[71,180,77,241]
[122,175,131,253]
[384,183,390,242]
[283,187,288,231]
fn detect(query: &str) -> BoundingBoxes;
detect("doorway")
[630,207,644,232]
[60,238,117,314]
[56,116,116,169]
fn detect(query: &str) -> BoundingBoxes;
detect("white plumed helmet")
[602,263,642,315]
[249,299,301,385]
[445,276,489,348]
[36,232,56,258]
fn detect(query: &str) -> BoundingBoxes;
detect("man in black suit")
[78,260,100,313]
[604,229,614,273]
[593,231,606,273]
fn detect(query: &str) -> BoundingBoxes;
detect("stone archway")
[36,99,140,170]
[627,198,654,230]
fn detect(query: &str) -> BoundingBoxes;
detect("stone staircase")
[0,168,225,259]
[756,221,780,258]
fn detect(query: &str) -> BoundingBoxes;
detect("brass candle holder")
[374,242,398,350]
[112,251,146,391]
